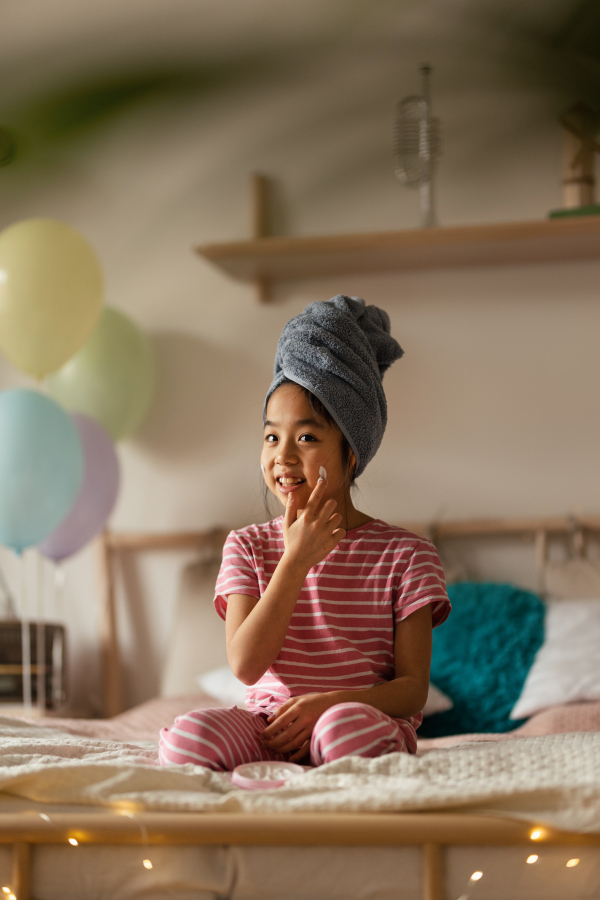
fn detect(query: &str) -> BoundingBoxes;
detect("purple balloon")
[39,413,120,562]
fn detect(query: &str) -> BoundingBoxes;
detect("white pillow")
[198,666,452,717]
[510,598,600,720]
[423,682,453,717]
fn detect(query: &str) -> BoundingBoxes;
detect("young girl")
[159,295,450,769]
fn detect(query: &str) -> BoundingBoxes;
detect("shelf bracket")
[250,173,272,302]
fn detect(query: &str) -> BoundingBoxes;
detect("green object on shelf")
[549,204,600,218]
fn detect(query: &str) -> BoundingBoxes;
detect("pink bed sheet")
[417,700,600,750]
[26,693,225,743]
[18,694,600,750]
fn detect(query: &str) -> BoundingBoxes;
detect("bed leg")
[12,842,30,900]
[423,842,444,900]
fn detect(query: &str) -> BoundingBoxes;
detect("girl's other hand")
[282,479,345,571]
[260,693,336,761]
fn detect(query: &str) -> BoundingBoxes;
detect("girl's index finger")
[304,477,328,514]
[262,705,297,740]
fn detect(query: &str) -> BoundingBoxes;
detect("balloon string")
[36,552,46,714]
[52,563,66,708]
[54,563,66,621]
[117,809,154,871]
[0,559,17,619]
[19,552,32,711]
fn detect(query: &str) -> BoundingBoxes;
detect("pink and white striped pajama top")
[214,517,450,753]
[159,518,450,768]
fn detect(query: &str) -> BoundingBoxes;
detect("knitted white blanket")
[0,718,598,834]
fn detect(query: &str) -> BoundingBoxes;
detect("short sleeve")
[213,530,260,620]
[393,539,451,629]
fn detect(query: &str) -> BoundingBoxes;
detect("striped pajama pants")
[158,702,414,770]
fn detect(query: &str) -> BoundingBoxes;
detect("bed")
[1,514,600,900]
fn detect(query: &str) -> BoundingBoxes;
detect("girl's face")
[262,384,354,509]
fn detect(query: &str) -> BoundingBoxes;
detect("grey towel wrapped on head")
[264,295,403,477]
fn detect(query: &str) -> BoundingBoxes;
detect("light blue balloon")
[0,389,83,553]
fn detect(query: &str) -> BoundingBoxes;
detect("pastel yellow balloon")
[0,218,104,378]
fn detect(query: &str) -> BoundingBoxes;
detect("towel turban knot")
[264,295,403,477]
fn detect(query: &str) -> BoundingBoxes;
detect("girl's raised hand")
[282,479,345,571]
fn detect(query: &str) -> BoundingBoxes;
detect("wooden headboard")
[95,514,600,718]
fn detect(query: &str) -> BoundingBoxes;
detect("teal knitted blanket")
[418,581,545,738]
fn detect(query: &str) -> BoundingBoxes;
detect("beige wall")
[0,42,598,711]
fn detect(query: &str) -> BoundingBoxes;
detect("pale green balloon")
[46,307,156,441]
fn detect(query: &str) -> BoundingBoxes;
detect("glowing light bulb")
[111,799,142,814]
[470,871,483,881]
[7,894,15,900]
[2,889,11,895]
[143,859,153,869]
[566,858,580,868]
[526,855,538,864]
[530,829,542,840]
[68,838,78,846]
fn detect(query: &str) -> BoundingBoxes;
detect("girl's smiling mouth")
[276,476,306,494]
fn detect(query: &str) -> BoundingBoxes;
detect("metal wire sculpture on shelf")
[394,64,442,228]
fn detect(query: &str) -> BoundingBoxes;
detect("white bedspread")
[0,718,599,834]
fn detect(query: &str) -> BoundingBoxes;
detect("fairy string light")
[4,808,590,897]
[35,807,155,876]
[455,867,484,900]
[116,808,155,872]
[453,846,587,899]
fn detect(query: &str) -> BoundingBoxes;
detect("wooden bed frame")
[6,513,600,900]
[6,811,600,900]
[96,513,600,719]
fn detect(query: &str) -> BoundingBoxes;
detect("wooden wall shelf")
[196,215,600,295]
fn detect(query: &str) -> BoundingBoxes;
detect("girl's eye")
[264,433,316,443]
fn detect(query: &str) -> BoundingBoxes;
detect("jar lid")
[231,761,305,790]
